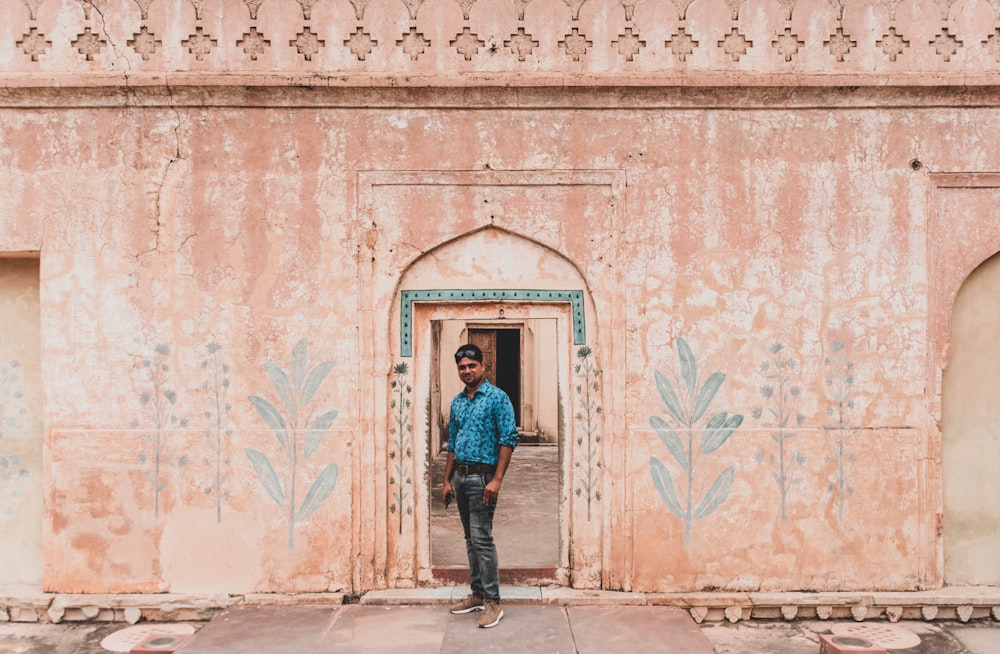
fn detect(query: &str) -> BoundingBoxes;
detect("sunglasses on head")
[454,348,480,362]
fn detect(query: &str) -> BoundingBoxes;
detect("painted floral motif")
[389,362,413,533]
[824,340,857,522]
[650,338,742,546]
[132,344,188,518]
[201,342,234,524]
[574,347,602,521]
[754,342,805,521]
[247,339,339,550]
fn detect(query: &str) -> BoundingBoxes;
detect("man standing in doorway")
[442,343,518,628]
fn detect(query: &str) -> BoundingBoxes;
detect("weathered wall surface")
[2,96,997,593]
[0,259,42,587]
[2,0,1000,597]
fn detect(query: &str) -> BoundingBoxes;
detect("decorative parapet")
[3,0,1000,86]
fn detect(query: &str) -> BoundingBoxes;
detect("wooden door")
[469,329,498,385]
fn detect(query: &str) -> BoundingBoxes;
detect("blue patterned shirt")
[448,379,518,464]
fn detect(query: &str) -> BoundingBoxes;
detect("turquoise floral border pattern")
[399,289,585,357]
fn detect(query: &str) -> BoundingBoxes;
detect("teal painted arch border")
[400,289,586,357]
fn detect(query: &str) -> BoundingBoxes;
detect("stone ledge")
[2,587,999,623]
[647,588,1000,624]
[0,591,342,624]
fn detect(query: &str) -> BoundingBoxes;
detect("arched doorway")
[392,227,599,586]
[942,251,1000,584]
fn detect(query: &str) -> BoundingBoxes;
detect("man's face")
[456,357,486,388]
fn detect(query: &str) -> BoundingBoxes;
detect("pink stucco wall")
[2,0,1000,595]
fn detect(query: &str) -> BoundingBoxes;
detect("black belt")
[455,462,496,475]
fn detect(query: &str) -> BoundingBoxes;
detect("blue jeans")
[452,471,500,601]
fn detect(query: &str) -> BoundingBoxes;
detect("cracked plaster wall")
[1,97,997,593]
[0,1,999,597]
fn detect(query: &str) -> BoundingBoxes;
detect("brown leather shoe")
[477,599,504,628]
[450,592,484,614]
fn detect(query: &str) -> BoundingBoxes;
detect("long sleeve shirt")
[448,379,519,464]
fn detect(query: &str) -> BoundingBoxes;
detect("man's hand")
[442,480,454,504]
[483,477,502,505]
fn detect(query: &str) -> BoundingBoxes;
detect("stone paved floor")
[4,606,1000,653]
[430,444,559,567]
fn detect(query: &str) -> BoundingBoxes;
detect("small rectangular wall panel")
[44,428,353,594]
[0,258,42,586]
[629,427,920,592]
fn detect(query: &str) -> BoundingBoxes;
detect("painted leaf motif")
[650,456,684,518]
[249,395,290,457]
[677,337,698,395]
[650,415,689,473]
[264,363,295,418]
[691,371,725,423]
[304,410,338,458]
[297,464,338,521]
[700,412,743,455]
[291,339,310,390]
[246,448,285,507]
[654,370,686,425]
[300,360,334,406]
[693,465,735,519]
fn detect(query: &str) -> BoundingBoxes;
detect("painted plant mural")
[574,346,602,521]
[133,344,188,518]
[389,361,413,533]
[823,340,857,522]
[754,342,805,521]
[649,338,743,546]
[201,342,234,523]
[247,339,340,549]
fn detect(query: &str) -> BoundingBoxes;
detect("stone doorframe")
[354,169,627,592]
[928,172,1000,586]
[411,299,575,585]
